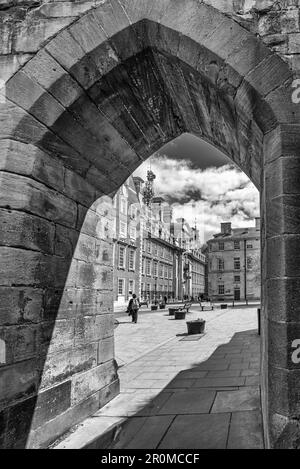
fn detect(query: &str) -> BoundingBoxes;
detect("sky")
[133,134,260,243]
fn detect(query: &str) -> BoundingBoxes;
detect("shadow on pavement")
[85,330,264,450]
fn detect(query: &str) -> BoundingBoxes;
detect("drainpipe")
[244,239,248,305]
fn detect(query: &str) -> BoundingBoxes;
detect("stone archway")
[0,0,300,449]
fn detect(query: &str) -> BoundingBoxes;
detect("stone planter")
[186,319,206,335]
[169,307,178,316]
[159,304,165,309]
[221,304,227,309]
[174,310,186,320]
[151,305,158,311]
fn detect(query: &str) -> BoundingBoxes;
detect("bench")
[177,301,192,313]
[199,301,214,311]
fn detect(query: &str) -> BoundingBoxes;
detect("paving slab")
[211,387,260,413]
[227,410,264,449]
[112,415,175,450]
[157,389,216,415]
[158,413,231,449]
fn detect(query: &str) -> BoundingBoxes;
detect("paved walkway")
[55,305,263,449]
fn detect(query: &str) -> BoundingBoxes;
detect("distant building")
[207,218,261,302]
[112,177,141,309]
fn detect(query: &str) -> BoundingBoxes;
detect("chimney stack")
[221,222,232,235]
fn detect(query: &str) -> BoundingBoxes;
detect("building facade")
[207,219,261,302]
[112,175,207,309]
[112,177,141,309]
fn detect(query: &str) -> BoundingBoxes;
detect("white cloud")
[134,155,259,242]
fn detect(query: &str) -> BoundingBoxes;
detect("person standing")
[130,293,140,324]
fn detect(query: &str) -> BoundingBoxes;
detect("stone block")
[76,289,113,317]
[0,140,65,193]
[0,287,43,325]
[42,288,76,321]
[0,208,55,254]
[0,358,40,408]
[0,172,77,228]
[76,261,113,289]
[74,314,114,346]
[73,232,96,263]
[4,395,36,448]
[5,70,65,127]
[31,380,71,430]
[267,278,300,322]
[246,53,292,98]
[266,235,300,278]
[71,360,118,405]
[14,17,76,54]
[269,365,300,416]
[26,389,101,448]
[0,247,72,288]
[264,124,300,162]
[91,0,130,38]
[64,169,97,207]
[40,343,98,389]
[98,336,114,364]
[38,319,75,355]
[23,49,83,108]
[288,33,300,54]
[0,324,38,364]
[54,224,79,259]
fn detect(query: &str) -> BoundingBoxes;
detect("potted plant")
[186,318,206,335]
[151,304,158,311]
[169,307,179,316]
[174,310,186,320]
[159,302,165,309]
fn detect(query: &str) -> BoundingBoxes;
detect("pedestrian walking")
[127,293,140,323]
[131,294,140,323]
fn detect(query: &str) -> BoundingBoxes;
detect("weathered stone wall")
[0,139,119,448]
[0,0,299,86]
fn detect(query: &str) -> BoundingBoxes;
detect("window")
[234,258,240,270]
[146,258,151,276]
[128,279,134,294]
[169,267,173,279]
[147,240,151,254]
[247,244,253,249]
[159,264,163,278]
[234,241,240,250]
[119,246,126,268]
[130,205,137,219]
[154,244,158,256]
[218,284,225,295]
[120,197,127,215]
[247,257,253,270]
[129,225,136,240]
[119,221,127,237]
[142,238,145,252]
[165,265,168,279]
[218,242,224,251]
[118,278,125,295]
[129,250,135,270]
[164,285,168,292]
[153,261,158,277]
[218,259,224,271]
[160,246,164,257]
[141,258,145,274]
[234,275,240,282]
[146,283,150,294]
